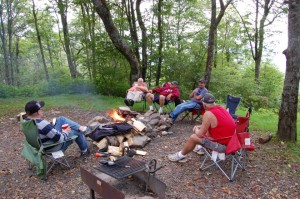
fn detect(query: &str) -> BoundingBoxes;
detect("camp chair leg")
[28,161,33,170]
[45,154,72,176]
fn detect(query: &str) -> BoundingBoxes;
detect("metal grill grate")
[95,156,147,179]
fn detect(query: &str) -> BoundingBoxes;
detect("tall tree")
[204,0,232,89]
[92,0,140,84]
[136,0,148,80]
[233,0,285,84]
[156,0,163,86]
[277,0,299,142]
[0,1,10,84]
[32,0,49,82]
[56,0,77,78]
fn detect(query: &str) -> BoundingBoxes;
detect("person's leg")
[158,95,166,113]
[61,131,88,151]
[126,91,135,100]
[54,116,81,131]
[133,91,143,101]
[146,93,155,110]
[168,134,202,162]
[170,101,200,121]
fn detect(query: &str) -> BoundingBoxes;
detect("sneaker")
[159,109,163,114]
[193,145,205,155]
[80,149,90,158]
[168,152,187,162]
[124,99,130,106]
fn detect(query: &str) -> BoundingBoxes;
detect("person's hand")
[65,127,72,134]
[166,94,172,101]
[193,125,201,134]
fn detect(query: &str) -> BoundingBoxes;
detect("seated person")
[24,100,90,157]
[146,81,180,114]
[168,93,236,162]
[125,78,148,106]
[169,79,208,122]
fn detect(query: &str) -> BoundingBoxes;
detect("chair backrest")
[235,116,250,133]
[20,118,41,150]
[226,95,241,115]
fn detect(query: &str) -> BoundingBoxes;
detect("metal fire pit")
[95,156,146,179]
[94,156,166,199]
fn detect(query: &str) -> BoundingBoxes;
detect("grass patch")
[0,94,145,117]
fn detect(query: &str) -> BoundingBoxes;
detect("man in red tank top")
[168,93,236,162]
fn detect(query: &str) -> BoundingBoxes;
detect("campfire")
[87,106,174,154]
[107,109,126,122]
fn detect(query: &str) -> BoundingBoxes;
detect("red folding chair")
[199,110,255,181]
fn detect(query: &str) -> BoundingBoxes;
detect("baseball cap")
[25,100,45,115]
[202,93,215,104]
[171,81,178,86]
[199,79,206,83]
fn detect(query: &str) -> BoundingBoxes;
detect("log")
[258,134,273,144]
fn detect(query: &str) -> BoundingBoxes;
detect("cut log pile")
[87,107,174,155]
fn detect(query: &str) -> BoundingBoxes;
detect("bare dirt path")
[0,108,299,198]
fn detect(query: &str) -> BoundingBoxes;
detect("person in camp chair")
[169,79,208,123]
[168,93,236,162]
[124,78,149,106]
[24,100,90,157]
[146,81,180,114]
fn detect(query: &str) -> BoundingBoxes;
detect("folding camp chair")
[153,97,177,113]
[20,116,77,180]
[199,113,254,181]
[226,95,241,119]
[180,101,205,123]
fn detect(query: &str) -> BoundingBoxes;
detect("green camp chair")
[20,116,77,180]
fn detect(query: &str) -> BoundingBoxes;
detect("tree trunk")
[156,0,163,86]
[80,3,92,79]
[277,0,300,142]
[136,0,148,80]
[7,0,14,85]
[46,36,55,72]
[32,0,49,82]
[204,0,232,89]
[123,0,140,66]
[57,0,77,78]
[0,2,10,84]
[92,0,140,83]
[15,37,20,86]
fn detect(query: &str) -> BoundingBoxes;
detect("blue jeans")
[54,116,88,151]
[170,101,202,120]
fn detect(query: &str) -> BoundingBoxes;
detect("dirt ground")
[0,107,299,199]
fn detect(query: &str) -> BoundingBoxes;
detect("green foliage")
[0,78,95,99]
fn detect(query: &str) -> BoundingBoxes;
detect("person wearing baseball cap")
[168,93,236,162]
[169,79,208,122]
[24,100,90,157]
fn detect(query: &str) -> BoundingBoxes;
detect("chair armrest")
[42,135,78,149]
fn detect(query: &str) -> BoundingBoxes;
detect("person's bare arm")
[189,89,196,98]
[194,111,213,138]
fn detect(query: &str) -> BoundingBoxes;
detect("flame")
[107,109,126,122]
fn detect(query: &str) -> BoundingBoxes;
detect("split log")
[258,134,273,144]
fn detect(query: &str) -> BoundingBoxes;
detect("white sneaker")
[159,108,163,114]
[168,152,187,162]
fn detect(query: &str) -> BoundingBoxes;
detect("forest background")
[0,0,298,142]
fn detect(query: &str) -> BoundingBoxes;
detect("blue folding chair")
[226,95,241,120]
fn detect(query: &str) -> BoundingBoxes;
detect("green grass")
[0,94,146,117]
